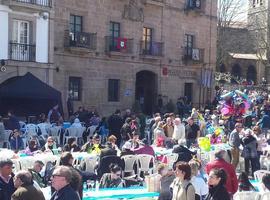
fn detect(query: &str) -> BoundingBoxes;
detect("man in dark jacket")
[257,111,270,137]
[12,170,45,200]
[0,159,15,200]
[50,166,80,200]
[5,111,20,131]
[48,105,62,124]
[100,142,117,161]
[172,145,196,162]
[108,110,123,146]
[120,118,132,144]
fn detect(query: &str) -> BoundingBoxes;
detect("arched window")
[220,64,226,73]
[231,64,242,84]
[246,65,257,83]
[231,63,242,78]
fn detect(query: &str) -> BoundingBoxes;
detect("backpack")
[186,183,200,200]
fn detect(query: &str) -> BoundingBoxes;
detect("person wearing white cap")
[120,141,134,157]
[241,129,258,176]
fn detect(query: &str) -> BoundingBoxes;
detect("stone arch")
[220,63,226,73]
[246,65,257,83]
[231,63,242,84]
[135,70,158,114]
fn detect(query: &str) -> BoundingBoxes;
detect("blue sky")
[239,0,248,21]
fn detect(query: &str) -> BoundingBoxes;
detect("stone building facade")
[247,0,270,81]
[0,0,54,84]
[216,0,270,85]
[0,0,217,117]
[54,0,217,116]
[217,23,263,84]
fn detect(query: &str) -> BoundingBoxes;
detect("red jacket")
[205,158,238,194]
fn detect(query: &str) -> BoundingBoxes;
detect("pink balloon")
[221,107,230,115]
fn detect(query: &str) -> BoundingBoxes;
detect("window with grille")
[108,79,120,102]
[69,77,82,101]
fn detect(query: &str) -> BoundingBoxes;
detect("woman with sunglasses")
[99,164,124,188]
[205,168,230,200]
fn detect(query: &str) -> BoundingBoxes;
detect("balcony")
[65,31,97,51]
[144,0,164,5]
[9,43,36,62]
[185,0,205,13]
[182,47,204,64]
[15,0,52,7]
[140,41,163,57]
[105,36,133,54]
[3,0,52,10]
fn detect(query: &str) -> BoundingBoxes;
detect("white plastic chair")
[87,125,98,138]
[12,159,22,172]
[19,121,26,130]
[254,170,270,182]
[122,155,137,175]
[233,192,261,200]
[25,124,39,140]
[80,156,97,173]
[49,126,62,144]
[162,153,178,169]
[64,127,79,144]
[37,123,51,137]
[19,157,35,170]
[260,150,270,171]
[260,192,270,200]
[77,126,86,145]
[137,154,155,176]
[72,157,82,170]
[3,130,12,149]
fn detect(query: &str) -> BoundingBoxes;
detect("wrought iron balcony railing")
[9,43,36,61]
[14,0,52,7]
[65,31,97,50]
[183,47,204,63]
[140,41,163,56]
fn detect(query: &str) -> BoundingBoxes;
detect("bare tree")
[217,0,248,70]
[248,1,270,82]
[248,4,268,61]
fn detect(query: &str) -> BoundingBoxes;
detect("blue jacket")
[259,114,270,129]
[10,136,24,151]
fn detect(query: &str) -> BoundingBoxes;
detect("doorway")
[135,70,157,115]
[184,83,193,104]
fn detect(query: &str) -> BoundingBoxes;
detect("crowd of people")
[0,87,270,200]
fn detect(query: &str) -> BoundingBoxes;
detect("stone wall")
[53,0,217,116]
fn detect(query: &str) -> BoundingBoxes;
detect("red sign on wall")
[162,67,168,77]
[117,38,127,50]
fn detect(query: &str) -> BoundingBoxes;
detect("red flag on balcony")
[117,38,127,50]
